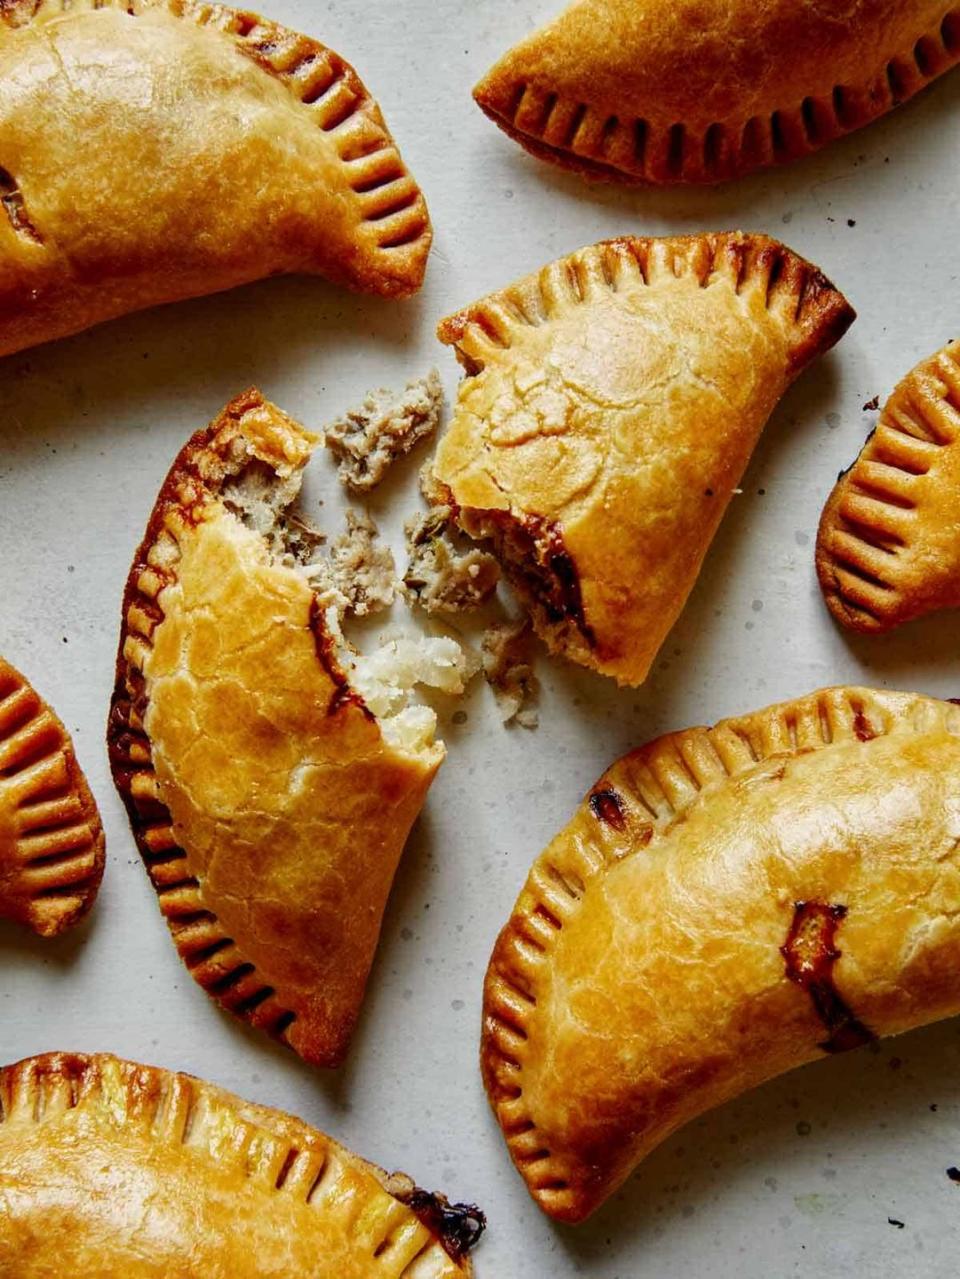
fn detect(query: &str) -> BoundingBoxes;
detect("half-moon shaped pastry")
[0,656,105,936]
[482,686,960,1222]
[108,389,464,1067]
[816,339,960,631]
[0,0,430,358]
[474,1,960,183]
[429,233,854,686]
[0,1051,483,1276]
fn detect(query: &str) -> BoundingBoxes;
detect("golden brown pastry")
[816,339,960,631]
[0,656,105,936]
[0,0,430,358]
[0,1051,483,1276]
[482,686,960,1223]
[107,389,470,1067]
[474,1,960,183]
[429,233,854,686]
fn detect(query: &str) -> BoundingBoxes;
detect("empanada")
[0,656,105,936]
[0,1051,483,1276]
[0,0,430,358]
[108,389,468,1067]
[429,233,854,686]
[817,339,960,631]
[482,686,960,1222]
[474,1,960,184]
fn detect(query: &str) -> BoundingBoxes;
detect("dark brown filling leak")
[781,901,874,1054]
[307,597,374,722]
[0,165,42,244]
[589,787,626,831]
[399,1187,486,1263]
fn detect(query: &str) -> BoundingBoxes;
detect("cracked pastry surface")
[0,0,431,358]
[0,1051,482,1277]
[0,657,105,936]
[474,0,960,183]
[816,339,960,631]
[430,232,854,686]
[482,687,960,1222]
[107,389,455,1068]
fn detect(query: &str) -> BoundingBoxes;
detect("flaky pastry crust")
[0,0,431,357]
[474,0,960,183]
[816,339,960,631]
[430,233,854,686]
[0,1052,480,1276]
[0,656,105,936]
[482,687,960,1222]
[107,390,443,1068]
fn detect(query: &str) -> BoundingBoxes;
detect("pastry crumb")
[403,505,500,614]
[325,370,443,492]
[309,509,397,618]
[482,618,539,728]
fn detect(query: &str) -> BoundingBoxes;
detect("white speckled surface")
[2,1,960,1273]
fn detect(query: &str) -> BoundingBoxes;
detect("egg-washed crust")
[0,657,105,937]
[0,1052,480,1276]
[434,233,854,686]
[0,0,430,357]
[481,686,960,1222]
[816,339,960,631]
[107,389,440,1068]
[474,0,960,184]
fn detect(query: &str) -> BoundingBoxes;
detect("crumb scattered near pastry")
[403,505,501,614]
[482,618,539,728]
[324,370,444,492]
[311,509,397,618]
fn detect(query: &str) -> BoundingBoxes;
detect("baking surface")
[1,1,959,1273]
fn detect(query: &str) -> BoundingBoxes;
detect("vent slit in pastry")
[0,656,105,936]
[0,0,431,358]
[108,389,472,1066]
[816,339,960,631]
[0,1052,482,1276]
[474,1,960,184]
[429,233,854,686]
[482,686,960,1222]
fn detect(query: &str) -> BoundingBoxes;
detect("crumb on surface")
[310,509,397,618]
[324,370,443,493]
[482,618,539,729]
[403,505,500,614]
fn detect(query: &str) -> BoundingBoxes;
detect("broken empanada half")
[430,233,854,686]
[816,339,960,631]
[482,686,960,1223]
[0,656,105,937]
[108,389,464,1068]
[0,1052,483,1276]
[0,0,431,358]
[474,0,960,183]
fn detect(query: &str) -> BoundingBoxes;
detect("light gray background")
[2,1,960,1274]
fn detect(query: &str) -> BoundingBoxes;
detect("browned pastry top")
[0,0,431,356]
[474,0,960,183]
[0,656,104,936]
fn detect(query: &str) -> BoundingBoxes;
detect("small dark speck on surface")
[704,487,714,497]
[400,927,413,941]
[930,1103,938,1111]
[782,211,793,223]
[827,216,835,223]
[745,621,754,631]
[757,488,766,496]
[796,1120,812,1137]
[451,999,464,1011]
[947,1167,960,1184]
[888,1218,905,1229]
[826,412,841,430]
[752,600,763,613]
[863,395,880,411]
[62,637,68,644]
[452,710,468,725]
[847,219,857,227]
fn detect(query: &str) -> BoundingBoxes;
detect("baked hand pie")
[108,390,469,1068]
[474,1,960,184]
[482,686,960,1222]
[0,656,105,937]
[817,339,960,631]
[429,233,854,686]
[0,1051,483,1276]
[0,0,431,358]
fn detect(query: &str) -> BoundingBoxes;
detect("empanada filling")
[221,448,473,760]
